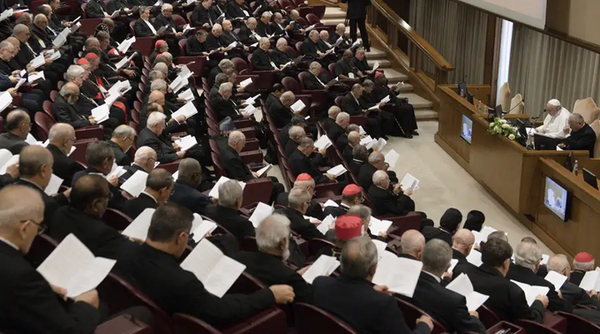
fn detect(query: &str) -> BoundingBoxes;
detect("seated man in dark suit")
[169,158,213,215]
[421,208,462,246]
[398,229,425,261]
[15,146,69,227]
[268,91,297,129]
[322,184,362,218]
[409,240,486,333]
[211,82,247,122]
[275,173,324,220]
[342,131,361,163]
[191,0,213,28]
[252,38,285,83]
[109,125,136,166]
[358,151,398,191]
[323,106,341,135]
[186,30,210,56]
[570,252,595,286]
[278,188,325,241]
[451,229,479,277]
[52,83,97,129]
[134,7,158,37]
[350,145,369,177]
[226,0,251,22]
[234,213,313,303]
[50,175,134,259]
[0,109,30,155]
[237,18,260,46]
[137,112,186,164]
[548,255,600,309]
[284,126,305,158]
[0,185,101,334]
[120,147,158,183]
[203,179,255,242]
[466,238,548,323]
[280,115,307,147]
[265,84,286,111]
[342,83,381,139]
[507,239,574,313]
[559,113,597,157]
[327,111,349,143]
[301,31,325,62]
[123,169,174,219]
[46,124,85,187]
[334,49,362,83]
[368,170,415,217]
[313,236,433,334]
[289,137,335,185]
[114,203,295,327]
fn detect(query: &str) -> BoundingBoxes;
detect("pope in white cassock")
[535,99,571,138]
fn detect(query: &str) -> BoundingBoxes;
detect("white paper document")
[91,104,110,123]
[510,280,550,307]
[208,176,246,199]
[400,173,420,192]
[36,234,116,298]
[49,51,61,62]
[372,239,388,258]
[191,214,218,243]
[466,250,482,266]
[0,153,18,174]
[239,77,253,88]
[290,99,306,113]
[317,214,335,235]
[248,202,274,228]
[44,174,64,195]
[28,71,45,83]
[579,269,600,291]
[172,100,198,119]
[314,135,332,150]
[327,164,347,178]
[256,164,272,177]
[360,135,375,148]
[117,36,136,53]
[544,271,567,290]
[120,170,148,198]
[174,135,197,152]
[385,149,399,168]
[180,239,246,297]
[302,255,340,284]
[0,91,12,113]
[446,273,489,312]
[449,258,459,273]
[323,199,338,208]
[177,88,195,102]
[373,256,423,297]
[359,125,367,135]
[121,208,155,239]
[25,133,38,145]
[106,164,126,178]
[373,138,386,151]
[242,93,261,106]
[31,54,45,69]
[369,216,392,236]
[372,61,379,72]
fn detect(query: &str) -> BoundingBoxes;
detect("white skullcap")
[548,99,561,107]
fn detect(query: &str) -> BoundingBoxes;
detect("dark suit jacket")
[238,25,259,46]
[452,248,477,278]
[334,59,358,78]
[265,93,280,111]
[219,30,241,47]
[154,14,181,33]
[563,123,597,157]
[251,49,274,71]
[284,140,300,158]
[15,42,36,69]
[268,99,293,129]
[32,25,52,47]
[302,71,327,90]
[220,146,254,182]
[345,0,369,19]
[279,123,293,146]
[570,270,585,286]
[506,264,573,313]
[367,185,415,217]
[0,242,100,334]
[561,281,600,308]
[343,144,354,163]
[52,95,92,129]
[72,167,127,210]
[185,36,208,56]
[49,206,132,259]
[280,207,323,241]
[349,158,364,176]
[168,180,212,215]
[466,264,545,323]
[275,192,324,220]
[109,141,132,166]
[323,204,350,218]
[313,275,431,334]
[234,251,313,303]
[342,92,366,116]
[408,272,486,333]
[14,178,67,228]
[114,243,275,326]
[202,204,255,241]
[357,162,377,190]
[134,19,156,37]
[300,38,320,59]
[123,193,158,219]
[85,0,108,18]
[271,48,291,67]
[206,33,223,52]
[289,150,328,184]
[327,122,345,143]
[0,132,28,155]
[421,226,453,246]
[137,128,178,163]
[226,0,250,19]
[212,93,242,121]
[191,5,212,26]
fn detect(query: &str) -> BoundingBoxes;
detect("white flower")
[508,134,515,140]
[495,126,501,132]
[499,119,508,124]
[502,123,511,129]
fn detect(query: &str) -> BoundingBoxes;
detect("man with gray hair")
[275,173,324,220]
[558,112,597,157]
[279,187,324,241]
[343,131,362,163]
[409,239,486,333]
[123,168,174,219]
[507,239,572,313]
[285,126,306,157]
[0,109,31,154]
[279,115,306,146]
[313,236,433,333]
[203,180,255,241]
[169,158,213,215]
[323,106,342,134]
[137,112,185,164]
[120,147,158,183]
[208,57,234,86]
[268,91,297,128]
[368,170,415,216]
[289,137,335,184]
[46,123,85,187]
[234,214,314,303]
[359,151,399,190]
[212,82,247,122]
[52,82,97,129]
[399,229,425,260]
[342,82,382,138]
[535,99,571,138]
[301,30,325,61]
[548,255,600,311]
[238,17,259,46]
[109,125,137,166]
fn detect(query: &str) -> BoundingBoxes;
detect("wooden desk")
[436,84,597,260]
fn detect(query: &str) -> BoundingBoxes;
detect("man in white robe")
[535,99,571,138]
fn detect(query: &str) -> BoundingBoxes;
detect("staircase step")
[321,18,346,26]
[323,7,347,19]
[366,47,386,60]
[389,83,414,93]
[381,68,409,84]
[367,59,390,68]
[415,109,438,121]
[397,93,434,109]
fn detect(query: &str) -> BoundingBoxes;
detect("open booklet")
[208,176,246,199]
[385,149,399,168]
[290,99,306,113]
[327,164,347,178]
[122,209,216,243]
[248,202,274,228]
[91,104,110,124]
[578,267,600,291]
[239,77,253,88]
[120,170,148,198]
[314,135,332,150]
[180,239,246,297]
[400,173,420,192]
[544,271,567,290]
[172,100,198,119]
[369,216,392,236]
[45,174,64,196]
[317,214,335,235]
[510,280,550,307]
[177,88,195,103]
[446,273,489,312]
[256,164,273,177]
[0,149,18,174]
[117,36,136,54]
[372,256,423,297]
[36,234,116,298]
[466,249,482,266]
[302,255,340,284]
[106,162,126,179]
[174,135,197,152]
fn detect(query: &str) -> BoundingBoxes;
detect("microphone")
[503,98,525,114]
[532,108,546,121]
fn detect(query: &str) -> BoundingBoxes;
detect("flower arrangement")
[488,117,520,140]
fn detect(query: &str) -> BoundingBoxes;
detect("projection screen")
[459,0,547,29]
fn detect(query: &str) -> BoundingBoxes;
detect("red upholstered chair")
[557,311,600,333]
[172,14,187,27]
[34,112,55,141]
[24,234,59,268]
[295,41,303,53]
[186,12,193,25]
[278,0,293,10]
[43,100,56,121]
[242,178,273,207]
[75,125,104,141]
[305,13,321,26]
[485,322,524,334]
[50,90,58,102]
[297,17,309,27]
[102,208,133,232]
[231,57,248,73]
[71,138,98,166]
[294,303,359,334]
[157,161,180,173]
[98,273,174,334]
[386,212,422,238]
[79,18,103,36]
[178,38,187,56]
[171,314,221,334]
[474,304,500,328]
[396,299,447,334]
[281,76,301,94]
[94,315,153,334]
[131,37,157,57]
[129,20,136,36]
[244,54,274,91]
[514,320,562,334]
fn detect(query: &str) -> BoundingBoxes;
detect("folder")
[28,71,45,83]
[208,176,246,199]
[256,163,272,177]
[302,255,340,284]
[0,152,18,174]
[190,214,217,243]
[323,199,338,207]
[248,202,273,228]
[177,88,194,102]
[120,170,149,198]
[122,208,155,240]
[544,271,567,290]
[171,100,198,119]
[239,77,253,88]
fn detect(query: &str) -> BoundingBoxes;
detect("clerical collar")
[340,202,351,209]
[141,191,158,203]
[423,270,441,283]
[0,237,18,251]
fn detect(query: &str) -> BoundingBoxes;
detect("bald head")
[133,146,157,172]
[148,90,165,105]
[228,131,246,152]
[0,185,44,253]
[70,175,110,216]
[452,229,475,256]
[178,158,202,188]
[5,109,29,137]
[19,145,53,178]
[348,131,361,146]
[548,254,571,278]
[401,229,425,260]
[6,36,20,48]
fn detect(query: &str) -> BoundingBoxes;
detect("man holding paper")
[268,91,297,128]
[373,72,419,138]
[251,38,285,82]
[123,169,174,219]
[407,240,486,333]
[203,180,255,241]
[114,203,296,327]
[275,173,325,220]
[451,229,479,278]
[47,123,85,187]
[547,255,600,309]
[289,137,335,184]
[313,236,434,334]
[334,50,362,83]
[358,151,399,191]
[0,185,102,334]
[341,83,382,139]
[368,170,415,217]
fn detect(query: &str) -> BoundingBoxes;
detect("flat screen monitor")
[563,151,574,173]
[583,168,599,190]
[466,92,474,104]
[460,114,473,144]
[534,134,559,151]
[544,176,569,221]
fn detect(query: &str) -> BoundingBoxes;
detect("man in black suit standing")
[120,147,158,183]
[46,123,85,187]
[421,208,462,246]
[289,137,335,184]
[114,203,296,327]
[203,179,255,242]
[123,169,174,219]
[0,109,30,155]
[169,158,213,215]
[342,0,371,51]
[234,213,313,303]
[451,229,478,278]
[367,170,415,217]
[466,238,548,323]
[409,240,486,333]
[278,188,326,241]
[109,125,137,166]
[0,185,102,334]
[313,236,433,333]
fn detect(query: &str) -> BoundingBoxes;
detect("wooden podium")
[435,85,600,260]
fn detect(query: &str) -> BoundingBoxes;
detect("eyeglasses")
[21,219,47,235]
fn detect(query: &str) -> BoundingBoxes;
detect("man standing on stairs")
[342,0,371,52]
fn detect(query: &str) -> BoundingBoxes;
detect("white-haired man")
[109,125,137,166]
[367,170,415,217]
[238,18,260,46]
[137,112,185,163]
[46,123,85,187]
[548,254,600,309]
[558,113,597,157]
[120,147,158,183]
[535,99,571,138]
[399,229,425,260]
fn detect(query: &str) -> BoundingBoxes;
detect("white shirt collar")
[141,191,158,203]
[423,270,441,283]
[0,237,19,251]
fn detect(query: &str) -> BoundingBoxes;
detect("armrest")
[93,314,152,334]
[75,125,104,140]
[222,308,287,333]
[233,118,254,128]
[240,150,263,164]
[314,181,340,198]
[243,137,260,151]
[235,126,256,139]
[386,212,422,238]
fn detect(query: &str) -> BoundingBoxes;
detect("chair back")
[334,96,343,107]
[327,63,336,76]
[50,90,58,102]
[172,313,222,334]
[589,119,600,158]
[102,208,133,231]
[557,311,600,333]
[294,303,358,334]
[71,138,98,165]
[34,112,56,141]
[515,320,562,334]
[228,272,266,295]
[186,11,193,24]
[240,236,259,252]
[278,0,293,9]
[509,93,524,114]
[305,13,320,25]
[232,57,248,73]
[24,234,59,268]
[42,100,56,121]
[172,14,186,27]
[295,41,304,53]
[477,305,500,328]
[157,161,180,173]
[396,298,446,334]
[242,178,273,207]
[307,238,337,258]
[178,38,187,56]
[131,37,157,56]
[497,82,511,112]
[281,76,301,94]
[573,97,600,124]
[285,45,298,57]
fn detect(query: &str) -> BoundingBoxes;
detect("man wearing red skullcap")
[150,40,168,65]
[571,252,595,286]
[324,184,363,218]
[275,173,325,220]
